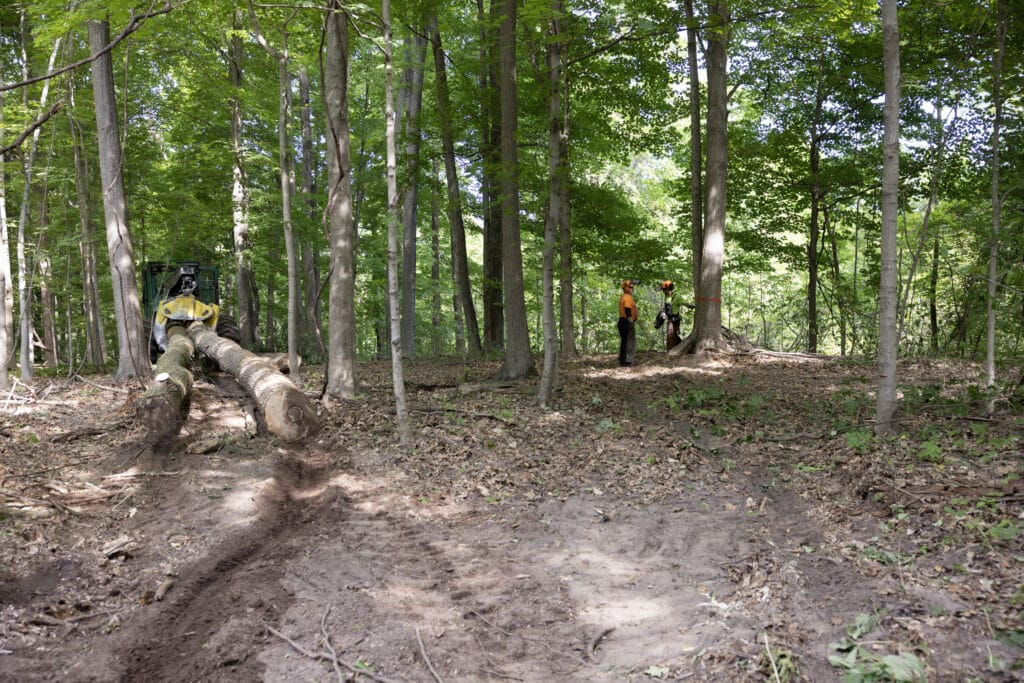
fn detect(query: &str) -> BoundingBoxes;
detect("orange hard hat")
[621,279,633,291]
[661,280,674,291]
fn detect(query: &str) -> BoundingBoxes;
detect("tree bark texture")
[400,30,427,358]
[985,0,1005,394]
[383,0,411,442]
[429,18,482,355]
[134,326,194,440]
[68,100,106,365]
[298,68,323,362]
[480,0,504,353]
[497,0,533,380]
[876,0,901,435]
[687,0,728,354]
[229,14,259,351]
[685,0,703,301]
[0,91,11,362]
[324,1,358,399]
[188,322,319,442]
[538,0,564,407]
[89,19,150,382]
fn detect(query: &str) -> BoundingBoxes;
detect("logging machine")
[141,261,241,361]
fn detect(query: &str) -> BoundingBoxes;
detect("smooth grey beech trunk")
[876,0,901,434]
[497,0,533,380]
[323,0,357,399]
[88,19,149,382]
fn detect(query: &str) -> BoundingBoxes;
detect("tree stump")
[134,325,194,440]
[187,322,320,442]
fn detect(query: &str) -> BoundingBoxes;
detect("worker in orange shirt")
[618,279,639,366]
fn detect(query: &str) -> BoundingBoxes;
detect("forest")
[1,0,1023,681]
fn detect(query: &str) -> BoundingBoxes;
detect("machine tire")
[216,313,242,345]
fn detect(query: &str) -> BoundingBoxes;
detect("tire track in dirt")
[99,448,345,682]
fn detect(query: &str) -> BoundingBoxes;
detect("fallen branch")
[267,625,398,683]
[416,627,445,683]
[585,627,614,661]
[134,326,195,441]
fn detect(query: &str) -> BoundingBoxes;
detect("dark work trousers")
[618,317,635,366]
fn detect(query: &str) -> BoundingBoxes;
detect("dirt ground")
[1,351,1022,682]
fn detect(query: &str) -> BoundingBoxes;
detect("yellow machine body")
[153,295,220,350]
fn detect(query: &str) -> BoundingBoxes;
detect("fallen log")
[187,322,320,441]
[134,325,194,440]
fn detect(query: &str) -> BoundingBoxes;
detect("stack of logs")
[134,322,319,443]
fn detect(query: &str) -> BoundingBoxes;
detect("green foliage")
[829,612,927,682]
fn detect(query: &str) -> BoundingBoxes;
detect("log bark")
[134,326,194,440]
[188,322,319,442]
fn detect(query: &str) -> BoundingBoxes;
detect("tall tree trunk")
[480,0,504,353]
[897,105,950,344]
[985,0,1005,398]
[0,274,8,390]
[15,26,61,380]
[807,89,823,353]
[0,92,11,367]
[68,101,106,365]
[876,0,901,435]
[400,30,427,358]
[229,10,259,350]
[298,68,323,361]
[557,48,575,359]
[497,0,533,380]
[929,233,939,353]
[685,0,728,354]
[89,19,149,382]
[538,0,564,407]
[685,0,703,299]
[38,213,59,368]
[324,0,357,399]
[383,0,410,442]
[429,17,482,355]
[248,3,300,380]
[430,162,443,357]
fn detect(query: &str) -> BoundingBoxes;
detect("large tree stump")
[187,322,319,442]
[134,325,194,440]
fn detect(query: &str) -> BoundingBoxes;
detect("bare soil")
[1,351,1022,682]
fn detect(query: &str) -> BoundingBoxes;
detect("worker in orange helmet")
[617,279,640,366]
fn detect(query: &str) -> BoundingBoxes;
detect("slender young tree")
[985,0,1006,400]
[383,0,410,441]
[400,28,427,358]
[428,15,481,355]
[480,0,504,353]
[323,0,357,399]
[248,2,300,379]
[15,19,61,380]
[68,91,106,365]
[876,0,901,435]
[89,19,149,381]
[685,0,703,300]
[538,0,565,407]
[298,68,323,360]
[229,8,259,350]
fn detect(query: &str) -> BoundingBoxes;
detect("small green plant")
[917,439,944,463]
[595,418,618,433]
[829,612,926,682]
[845,428,874,454]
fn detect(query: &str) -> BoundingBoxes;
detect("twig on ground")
[763,632,782,683]
[73,374,130,394]
[466,610,588,665]
[416,627,445,683]
[268,624,398,683]
[585,627,614,661]
[319,607,345,683]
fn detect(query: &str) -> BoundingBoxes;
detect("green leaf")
[848,612,880,639]
[880,653,925,681]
